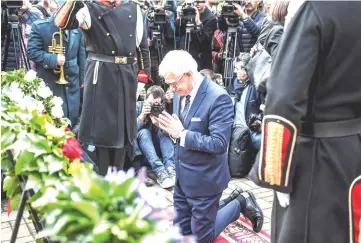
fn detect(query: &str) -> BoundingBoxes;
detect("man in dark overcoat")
[54,0,152,175]
[250,2,361,243]
[27,14,86,127]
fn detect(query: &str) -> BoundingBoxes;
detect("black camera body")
[150,102,166,117]
[219,0,245,27]
[248,113,262,132]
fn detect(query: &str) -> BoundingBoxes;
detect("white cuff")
[179,129,188,147]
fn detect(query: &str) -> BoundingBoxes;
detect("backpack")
[228,126,255,178]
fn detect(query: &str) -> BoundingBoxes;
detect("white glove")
[276,192,290,208]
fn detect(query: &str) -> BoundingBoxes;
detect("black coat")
[73,2,151,148]
[27,16,86,126]
[250,2,361,243]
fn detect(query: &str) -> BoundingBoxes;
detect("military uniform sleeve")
[54,0,91,30]
[136,5,152,85]
[26,22,58,69]
[250,2,322,193]
[77,31,86,87]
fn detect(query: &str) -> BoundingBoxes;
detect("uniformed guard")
[27,13,86,127]
[250,1,361,243]
[54,0,152,175]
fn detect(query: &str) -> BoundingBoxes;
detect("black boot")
[237,191,264,233]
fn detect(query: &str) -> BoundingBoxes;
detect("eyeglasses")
[167,72,187,89]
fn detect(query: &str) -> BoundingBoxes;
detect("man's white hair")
[159,50,198,78]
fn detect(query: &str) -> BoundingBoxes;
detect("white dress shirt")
[179,73,204,146]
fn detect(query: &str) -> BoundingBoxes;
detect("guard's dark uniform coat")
[56,1,151,149]
[27,16,86,126]
[250,2,361,243]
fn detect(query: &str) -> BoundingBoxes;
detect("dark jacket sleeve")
[257,18,273,45]
[242,17,262,38]
[27,23,58,69]
[77,31,86,86]
[192,15,217,45]
[137,12,151,79]
[265,26,284,58]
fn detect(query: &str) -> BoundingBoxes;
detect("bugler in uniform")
[54,0,152,175]
[250,1,361,243]
[27,15,86,127]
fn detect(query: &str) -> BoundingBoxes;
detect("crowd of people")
[2,0,361,243]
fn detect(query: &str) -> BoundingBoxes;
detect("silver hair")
[159,50,198,78]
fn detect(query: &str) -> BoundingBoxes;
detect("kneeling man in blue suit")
[156,50,264,243]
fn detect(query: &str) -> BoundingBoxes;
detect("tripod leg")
[18,25,30,70]
[9,190,28,243]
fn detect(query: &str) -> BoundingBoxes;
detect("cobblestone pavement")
[1,177,273,242]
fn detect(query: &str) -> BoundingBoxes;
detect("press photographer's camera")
[219,0,245,28]
[180,0,205,21]
[150,102,166,117]
[248,113,262,132]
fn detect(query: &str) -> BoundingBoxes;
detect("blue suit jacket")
[27,15,86,126]
[174,77,234,198]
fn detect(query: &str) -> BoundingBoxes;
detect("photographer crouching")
[175,0,217,70]
[136,86,176,189]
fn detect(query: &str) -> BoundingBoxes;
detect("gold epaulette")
[258,115,297,187]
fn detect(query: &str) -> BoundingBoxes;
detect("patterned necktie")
[180,95,191,124]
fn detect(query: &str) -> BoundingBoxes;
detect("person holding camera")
[212,0,266,75]
[136,85,176,189]
[175,0,217,70]
[145,0,176,86]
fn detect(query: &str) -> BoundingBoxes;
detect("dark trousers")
[96,147,127,176]
[173,181,242,243]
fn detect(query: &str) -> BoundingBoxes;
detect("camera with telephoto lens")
[150,102,166,117]
[248,113,262,132]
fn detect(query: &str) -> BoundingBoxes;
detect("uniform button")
[129,53,132,56]
[98,16,101,19]
[106,33,110,36]
[112,51,115,54]
[129,15,131,18]
[129,34,132,37]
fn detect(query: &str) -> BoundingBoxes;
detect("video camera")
[219,0,244,27]
[145,0,174,25]
[179,0,205,21]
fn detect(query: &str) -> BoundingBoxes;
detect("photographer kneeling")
[137,86,176,189]
[176,0,217,70]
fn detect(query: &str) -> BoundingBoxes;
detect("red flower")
[62,137,83,161]
[65,127,71,132]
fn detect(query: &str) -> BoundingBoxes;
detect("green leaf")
[10,192,21,210]
[43,154,67,174]
[25,174,43,192]
[1,128,16,151]
[15,151,37,175]
[92,221,112,243]
[3,175,19,197]
[1,154,14,170]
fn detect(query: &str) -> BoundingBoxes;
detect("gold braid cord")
[258,115,297,187]
[54,1,76,29]
[137,47,144,70]
[349,175,361,243]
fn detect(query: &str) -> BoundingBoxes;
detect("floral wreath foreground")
[1,70,195,243]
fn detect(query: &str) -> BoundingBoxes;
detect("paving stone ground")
[0,177,273,242]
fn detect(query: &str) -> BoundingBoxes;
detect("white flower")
[51,105,64,118]
[8,82,24,103]
[36,102,45,113]
[50,96,63,107]
[24,70,37,82]
[19,96,38,112]
[37,85,52,99]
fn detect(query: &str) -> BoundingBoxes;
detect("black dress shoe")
[238,191,264,233]
[222,187,243,205]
